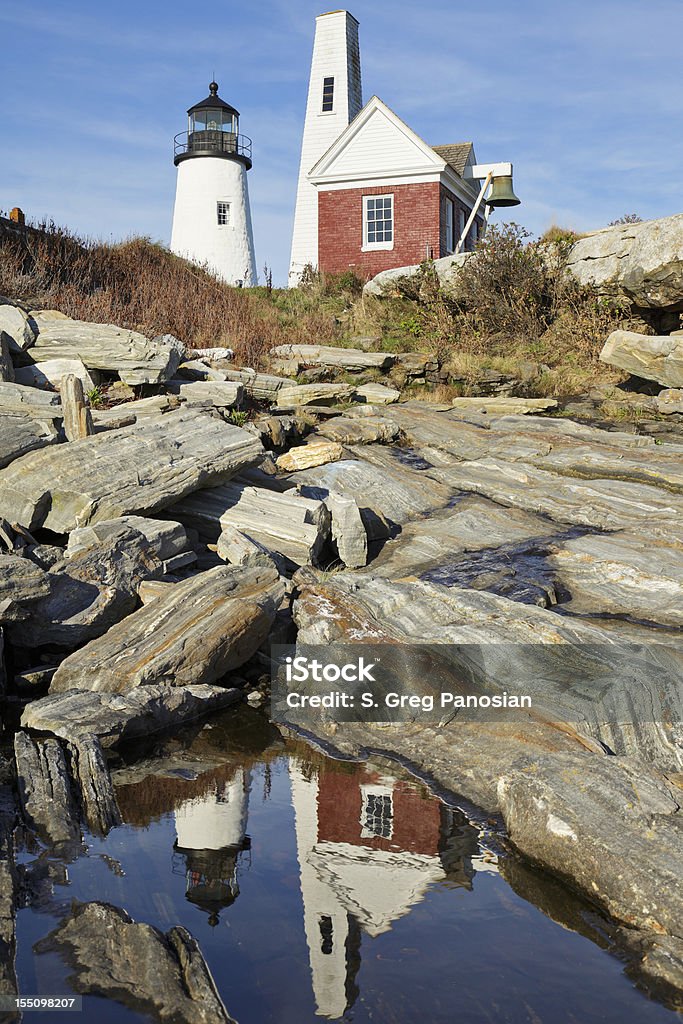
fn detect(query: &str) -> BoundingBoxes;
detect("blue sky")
[2,0,681,285]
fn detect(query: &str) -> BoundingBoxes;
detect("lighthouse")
[171,82,257,286]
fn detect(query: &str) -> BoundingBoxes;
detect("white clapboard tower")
[171,82,257,286]
[288,11,362,286]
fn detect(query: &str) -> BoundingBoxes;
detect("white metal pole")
[455,170,492,254]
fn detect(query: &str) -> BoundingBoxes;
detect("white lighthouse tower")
[171,82,257,286]
[288,11,362,286]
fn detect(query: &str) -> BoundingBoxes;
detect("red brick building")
[309,96,485,279]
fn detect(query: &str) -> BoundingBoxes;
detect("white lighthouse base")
[171,156,257,287]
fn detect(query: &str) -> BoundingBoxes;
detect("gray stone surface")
[50,565,284,694]
[0,409,263,532]
[600,330,683,387]
[14,358,97,392]
[31,317,184,384]
[270,343,395,371]
[0,411,60,468]
[0,555,51,622]
[276,383,355,408]
[0,301,36,354]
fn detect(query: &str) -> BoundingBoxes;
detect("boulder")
[363,251,471,297]
[325,490,367,568]
[0,333,14,383]
[49,564,284,695]
[0,408,263,533]
[656,388,683,414]
[67,515,191,562]
[275,440,343,472]
[38,901,235,1024]
[449,396,557,414]
[354,382,400,404]
[0,380,61,415]
[164,380,243,408]
[22,684,241,748]
[0,412,60,468]
[276,383,355,408]
[222,368,295,401]
[566,213,683,310]
[216,526,285,574]
[600,330,683,388]
[175,359,227,382]
[61,373,94,441]
[270,343,395,371]
[0,301,36,354]
[316,414,401,445]
[169,481,330,567]
[31,316,184,384]
[0,555,51,622]
[14,358,97,392]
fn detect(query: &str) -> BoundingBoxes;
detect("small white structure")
[288,11,362,286]
[171,82,257,286]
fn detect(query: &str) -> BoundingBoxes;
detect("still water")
[13,709,680,1023]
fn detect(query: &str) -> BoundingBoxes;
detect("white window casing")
[216,200,230,226]
[362,193,394,251]
[445,197,455,254]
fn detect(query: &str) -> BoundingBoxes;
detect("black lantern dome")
[174,81,252,169]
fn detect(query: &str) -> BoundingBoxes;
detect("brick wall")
[318,181,442,279]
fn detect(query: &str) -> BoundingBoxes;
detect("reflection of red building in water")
[291,759,478,1020]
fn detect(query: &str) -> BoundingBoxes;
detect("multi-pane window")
[445,198,455,253]
[363,194,393,248]
[361,790,394,839]
[322,77,334,112]
[217,201,230,226]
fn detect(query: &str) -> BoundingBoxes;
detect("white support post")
[455,171,492,254]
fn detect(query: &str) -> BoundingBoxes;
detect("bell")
[485,174,521,208]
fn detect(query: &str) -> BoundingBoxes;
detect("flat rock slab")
[0,555,51,622]
[0,408,263,533]
[316,414,400,445]
[429,459,683,544]
[0,411,59,468]
[354,382,400,404]
[276,383,354,408]
[165,380,243,408]
[600,330,683,388]
[528,442,683,493]
[293,572,683,769]
[450,396,558,414]
[67,515,190,561]
[170,481,330,567]
[0,381,62,415]
[21,684,242,748]
[270,343,395,371]
[31,317,184,384]
[50,564,284,694]
[38,901,235,1024]
[276,440,343,472]
[14,358,97,392]
[223,368,294,400]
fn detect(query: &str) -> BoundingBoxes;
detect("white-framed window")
[457,207,466,248]
[217,201,230,226]
[321,76,334,112]
[445,197,455,254]
[362,194,394,251]
[360,785,394,839]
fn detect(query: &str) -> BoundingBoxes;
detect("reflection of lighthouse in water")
[173,768,251,926]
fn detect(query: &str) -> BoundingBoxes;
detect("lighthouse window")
[360,788,394,839]
[217,201,230,226]
[363,194,394,250]
[322,77,334,112]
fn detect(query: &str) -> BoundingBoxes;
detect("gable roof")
[432,143,473,178]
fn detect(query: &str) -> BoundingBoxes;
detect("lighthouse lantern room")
[171,82,257,286]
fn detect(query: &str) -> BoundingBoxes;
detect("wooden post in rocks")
[61,373,94,441]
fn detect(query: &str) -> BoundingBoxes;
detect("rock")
[354,382,400,404]
[0,332,14,383]
[276,383,355,408]
[186,346,234,361]
[449,396,558,414]
[216,526,285,574]
[0,380,62,415]
[275,440,343,472]
[138,580,177,604]
[0,555,51,622]
[67,734,123,835]
[165,380,243,408]
[14,358,97,392]
[600,330,683,388]
[548,532,683,626]
[325,491,367,568]
[14,731,79,845]
[22,683,242,748]
[0,411,60,468]
[656,389,683,414]
[0,408,263,533]
[487,413,656,449]
[61,373,94,441]
[31,316,184,384]
[497,753,683,937]
[222,368,295,401]
[316,414,400,445]
[0,301,36,354]
[363,251,471,297]
[38,901,235,1024]
[67,515,191,562]
[291,457,452,539]
[293,572,683,768]
[91,393,181,431]
[270,343,395,371]
[49,564,284,695]
[429,459,683,544]
[176,359,227,382]
[6,521,163,648]
[566,214,683,310]
[170,481,330,567]
[527,442,683,493]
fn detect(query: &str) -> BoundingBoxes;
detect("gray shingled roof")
[432,143,473,178]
